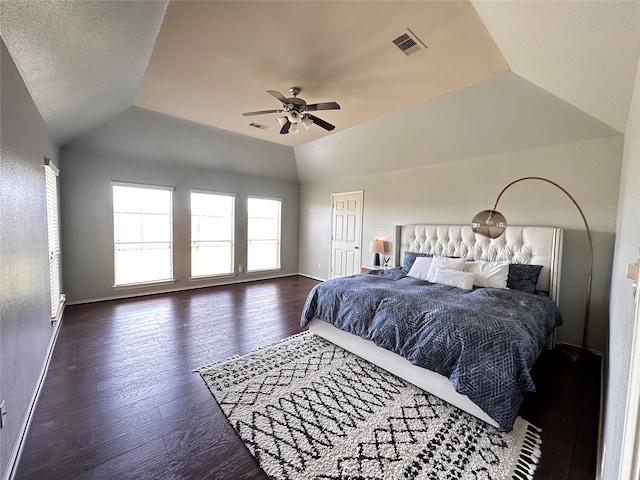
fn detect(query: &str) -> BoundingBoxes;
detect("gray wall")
[0,40,59,479]
[601,50,640,480]
[298,136,622,355]
[60,109,300,303]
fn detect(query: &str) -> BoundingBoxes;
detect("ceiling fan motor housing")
[286,97,307,111]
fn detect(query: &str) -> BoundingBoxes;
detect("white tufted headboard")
[393,225,563,304]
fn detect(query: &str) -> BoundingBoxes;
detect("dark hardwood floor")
[14,276,600,479]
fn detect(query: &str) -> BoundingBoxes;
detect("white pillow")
[432,268,475,290]
[426,256,467,282]
[463,260,509,289]
[406,256,433,281]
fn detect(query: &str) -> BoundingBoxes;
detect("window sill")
[190,273,236,281]
[246,268,282,275]
[113,279,176,290]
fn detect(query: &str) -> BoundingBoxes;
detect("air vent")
[249,122,269,130]
[392,29,426,56]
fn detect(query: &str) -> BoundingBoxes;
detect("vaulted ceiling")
[1,1,639,152]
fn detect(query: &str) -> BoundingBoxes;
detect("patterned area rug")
[195,331,541,480]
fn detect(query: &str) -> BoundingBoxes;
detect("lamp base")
[373,253,381,267]
[554,343,599,362]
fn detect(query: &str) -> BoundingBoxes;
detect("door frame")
[619,260,640,479]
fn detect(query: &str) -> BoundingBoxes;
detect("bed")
[301,224,563,430]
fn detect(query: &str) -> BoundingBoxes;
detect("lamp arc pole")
[489,176,593,353]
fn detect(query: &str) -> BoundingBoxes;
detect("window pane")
[247,197,281,271]
[114,212,142,243]
[191,242,233,277]
[113,184,173,286]
[191,192,234,277]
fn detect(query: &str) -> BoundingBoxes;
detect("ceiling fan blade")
[268,90,289,104]
[306,101,341,111]
[242,109,282,117]
[307,114,335,131]
[279,119,291,134]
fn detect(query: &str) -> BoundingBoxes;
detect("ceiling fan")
[242,87,340,134]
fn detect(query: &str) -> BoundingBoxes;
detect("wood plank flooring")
[14,276,600,479]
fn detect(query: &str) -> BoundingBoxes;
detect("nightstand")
[361,265,389,273]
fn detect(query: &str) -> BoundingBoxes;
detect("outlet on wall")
[238,264,243,273]
[318,263,322,270]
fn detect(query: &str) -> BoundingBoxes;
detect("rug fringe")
[510,422,543,480]
[192,330,315,373]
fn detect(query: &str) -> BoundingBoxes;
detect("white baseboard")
[66,273,300,305]
[4,301,65,480]
[554,340,604,357]
[298,273,325,282]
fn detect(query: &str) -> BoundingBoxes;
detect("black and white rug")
[195,331,541,480]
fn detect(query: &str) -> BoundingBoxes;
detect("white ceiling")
[1,0,639,149]
[294,71,621,183]
[471,0,640,133]
[135,0,508,147]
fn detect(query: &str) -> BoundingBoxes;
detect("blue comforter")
[300,268,562,430]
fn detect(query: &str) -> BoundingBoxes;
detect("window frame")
[112,181,175,288]
[246,195,282,273]
[189,189,236,279]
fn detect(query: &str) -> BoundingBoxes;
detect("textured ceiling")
[0,0,168,144]
[1,0,639,149]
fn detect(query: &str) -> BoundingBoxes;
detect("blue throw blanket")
[301,268,562,430]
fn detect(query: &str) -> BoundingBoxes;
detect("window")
[45,159,61,319]
[191,191,235,277]
[247,197,281,272]
[112,183,173,286]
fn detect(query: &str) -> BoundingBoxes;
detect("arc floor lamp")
[471,176,594,361]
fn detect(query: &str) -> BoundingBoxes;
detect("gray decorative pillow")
[507,264,543,294]
[402,252,432,273]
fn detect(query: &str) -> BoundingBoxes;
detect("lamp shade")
[289,123,299,134]
[369,240,384,254]
[471,210,507,239]
[286,111,301,123]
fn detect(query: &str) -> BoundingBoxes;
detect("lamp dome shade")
[471,210,507,239]
[301,116,313,130]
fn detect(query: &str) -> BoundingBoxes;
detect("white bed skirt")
[307,317,499,428]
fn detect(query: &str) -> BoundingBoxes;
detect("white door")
[330,191,363,279]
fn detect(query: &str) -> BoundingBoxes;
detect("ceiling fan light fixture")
[289,123,300,134]
[276,116,287,127]
[286,111,301,124]
[301,116,313,130]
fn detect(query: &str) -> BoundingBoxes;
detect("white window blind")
[45,160,61,319]
[190,191,235,277]
[112,183,173,286]
[247,197,281,272]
